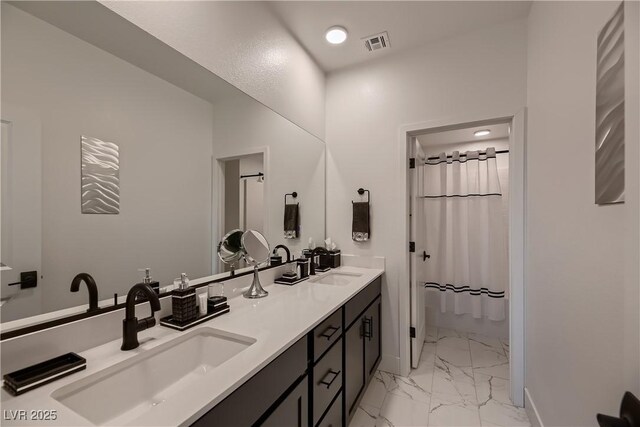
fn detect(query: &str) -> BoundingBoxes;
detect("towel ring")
[352,188,370,204]
[285,192,298,205]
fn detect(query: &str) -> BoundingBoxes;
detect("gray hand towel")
[352,202,370,242]
[284,203,299,239]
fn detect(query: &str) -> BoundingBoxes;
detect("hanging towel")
[352,202,370,241]
[284,203,299,239]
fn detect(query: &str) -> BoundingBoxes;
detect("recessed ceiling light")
[325,26,348,45]
[474,129,491,137]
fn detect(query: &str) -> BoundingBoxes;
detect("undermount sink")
[52,327,255,426]
[311,272,362,286]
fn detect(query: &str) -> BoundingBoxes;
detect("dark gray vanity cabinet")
[261,377,309,427]
[345,278,382,420]
[345,319,365,417]
[364,297,382,380]
[191,275,382,427]
[191,338,307,427]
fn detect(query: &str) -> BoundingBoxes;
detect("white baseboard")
[379,353,400,375]
[525,387,544,427]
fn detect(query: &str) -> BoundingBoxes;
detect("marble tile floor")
[349,327,530,427]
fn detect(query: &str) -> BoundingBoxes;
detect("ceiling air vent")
[363,32,390,52]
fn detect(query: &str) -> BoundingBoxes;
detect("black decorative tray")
[3,352,86,396]
[160,305,230,331]
[274,276,309,286]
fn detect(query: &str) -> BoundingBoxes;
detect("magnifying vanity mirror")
[217,230,245,274]
[217,229,271,299]
[241,230,270,299]
[0,2,326,337]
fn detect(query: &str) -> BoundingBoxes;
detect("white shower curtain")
[421,147,507,321]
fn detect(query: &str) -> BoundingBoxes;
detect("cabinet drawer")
[313,309,343,362]
[313,338,343,426]
[192,337,307,427]
[317,392,343,427]
[345,277,381,328]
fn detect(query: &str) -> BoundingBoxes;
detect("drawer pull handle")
[319,369,340,389]
[320,325,340,340]
[363,317,373,341]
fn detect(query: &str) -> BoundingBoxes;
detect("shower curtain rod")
[239,172,264,179]
[425,149,509,162]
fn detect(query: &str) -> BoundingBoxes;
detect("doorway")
[219,152,265,272]
[398,110,526,409]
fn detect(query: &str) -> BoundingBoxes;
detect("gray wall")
[526,2,639,424]
[325,19,528,373]
[1,4,214,317]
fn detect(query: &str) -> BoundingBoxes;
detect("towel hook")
[285,192,298,205]
[353,188,370,204]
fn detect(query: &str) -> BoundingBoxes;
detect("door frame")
[396,108,526,406]
[212,146,270,274]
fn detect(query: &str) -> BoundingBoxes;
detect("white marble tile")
[475,373,530,426]
[421,342,437,363]
[500,340,509,358]
[379,371,432,404]
[473,361,510,380]
[468,333,503,353]
[362,371,388,409]
[425,326,438,344]
[350,403,380,427]
[469,340,509,380]
[480,421,503,427]
[376,393,430,427]
[428,392,481,427]
[436,336,472,367]
[432,356,477,404]
[409,359,436,393]
[437,328,468,339]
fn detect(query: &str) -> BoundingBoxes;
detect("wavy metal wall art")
[595,3,625,205]
[81,136,120,214]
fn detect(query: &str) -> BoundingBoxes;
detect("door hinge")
[410,327,416,338]
[409,241,415,252]
[409,158,416,169]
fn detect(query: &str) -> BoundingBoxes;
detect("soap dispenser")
[172,273,197,325]
[140,268,159,294]
[135,268,160,302]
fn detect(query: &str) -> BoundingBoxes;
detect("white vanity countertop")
[0,266,384,426]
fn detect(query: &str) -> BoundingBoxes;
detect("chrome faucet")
[309,247,329,275]
[121,283,161,351]
[70,273,99,313]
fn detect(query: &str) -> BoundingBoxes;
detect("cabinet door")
[317,392,343,427]
[345,319,364,418]
[364,297,381,380]
[261,376,308,427]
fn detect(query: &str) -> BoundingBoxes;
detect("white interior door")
[410,138,427,368]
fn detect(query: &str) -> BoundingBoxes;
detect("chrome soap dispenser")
[171,273,197,325]
[140,268,159,294]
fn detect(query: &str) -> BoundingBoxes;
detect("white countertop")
[0,266,383,426]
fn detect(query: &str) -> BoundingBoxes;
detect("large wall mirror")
[0,2,325,331]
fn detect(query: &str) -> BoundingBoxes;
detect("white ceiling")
[268,1,532,72]
[417,122,510,147]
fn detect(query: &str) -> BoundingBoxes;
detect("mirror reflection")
[242,230,271,267]
[217,229,245,269]
[0,2,325,328]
